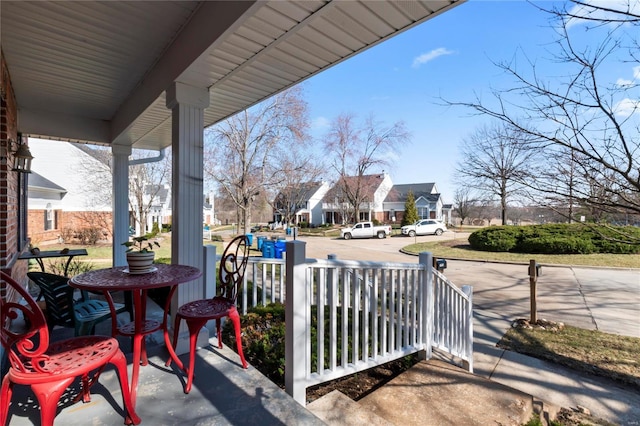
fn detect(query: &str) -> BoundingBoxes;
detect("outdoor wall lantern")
[11,134,33,173]
[2,134,33,173]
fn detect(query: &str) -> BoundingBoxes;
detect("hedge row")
[468,224,640,254]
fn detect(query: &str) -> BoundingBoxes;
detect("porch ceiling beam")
[110,0,259,146]
[19,108,111,145]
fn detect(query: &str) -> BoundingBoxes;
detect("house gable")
[383,182,444,222]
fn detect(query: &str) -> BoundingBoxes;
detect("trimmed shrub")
[517,236,596,254]
[469,224,640,254]
[469,226,519,252]
[150,222,160,237]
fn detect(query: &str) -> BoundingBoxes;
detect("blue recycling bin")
[286,227,291,235]
[262,240,275,258]
[246,233,253,247]
[274,240,286,259]
[257,236,266,251]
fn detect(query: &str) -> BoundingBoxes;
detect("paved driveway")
[296,233,640,338]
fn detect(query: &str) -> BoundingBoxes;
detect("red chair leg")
[110,350,141,425]
[216,318,223,349]
[80,372,92,403]
[0,376,13,426]
[229,309,248,369]
[31,378,75,426]
[184,318,207,394]
[165,313,182,369]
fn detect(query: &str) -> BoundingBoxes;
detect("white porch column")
[166,82,209,310]
[112,144,131,267]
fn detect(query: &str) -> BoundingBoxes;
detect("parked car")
[401,219,447,237]
[341,222,392,240]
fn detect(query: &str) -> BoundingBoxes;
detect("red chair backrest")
[218,235,250,303]
[0,271,50,373]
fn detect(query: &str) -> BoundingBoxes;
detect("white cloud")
[617,78,634,87]
[312,116,330,131]
[613,98,640,117]
[412,48,454,68]
[616,66,640,88]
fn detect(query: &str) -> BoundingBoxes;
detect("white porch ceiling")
[1,0,463,150]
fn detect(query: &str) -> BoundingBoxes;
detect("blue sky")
[303,0,638,203]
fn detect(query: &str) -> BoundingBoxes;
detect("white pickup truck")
[340,222,392,240]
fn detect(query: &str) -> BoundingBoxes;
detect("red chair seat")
[177,297,233,319]
[9,336,120,384]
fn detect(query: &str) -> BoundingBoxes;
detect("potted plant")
[122,235,160,273]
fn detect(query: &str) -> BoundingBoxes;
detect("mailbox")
[435,259,447,272]
[528,262,542,277]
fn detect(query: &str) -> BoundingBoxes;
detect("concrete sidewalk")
[471,309,640,426]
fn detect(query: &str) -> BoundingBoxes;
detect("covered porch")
[1,0,467,421]
[1,0,464,331]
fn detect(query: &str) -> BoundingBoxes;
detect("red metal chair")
[166,235,249,393]
[0,271,141,426]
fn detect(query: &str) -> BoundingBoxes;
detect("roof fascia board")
[111,0,259,144]
[20,108,110,145]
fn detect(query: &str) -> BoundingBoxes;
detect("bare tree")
[128,150,171,235]
[452,187,475,226]
[204,87,310,234]
[74,145,113,238]
[456,123,536,225]
[324,113,410,221]
[447,1,640,221]
[270,147,325,226]
[74,145,171,238]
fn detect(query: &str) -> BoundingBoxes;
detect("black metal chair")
[27,272,127,336]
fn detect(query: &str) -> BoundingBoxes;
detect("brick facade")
[1,50,28,300]
[28,209,113,245]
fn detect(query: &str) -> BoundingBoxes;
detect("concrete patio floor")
[4,317,324,426]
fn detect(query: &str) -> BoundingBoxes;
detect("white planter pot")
[126,251,155,273]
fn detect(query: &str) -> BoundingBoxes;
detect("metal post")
[529,259,537,324]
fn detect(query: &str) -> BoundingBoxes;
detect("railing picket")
[353,268,360,364]
[396,269,403,351]
[381,269,388,356]
[363,268,370,362]
[330,265,337,371]
[317,267,325,376]
[341,268,349,368]
[372,270,379,360]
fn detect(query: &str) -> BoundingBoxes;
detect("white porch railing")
[204,240,473,406]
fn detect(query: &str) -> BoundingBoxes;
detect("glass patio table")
[70,264,202,407]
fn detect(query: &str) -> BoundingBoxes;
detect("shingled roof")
[324,174,387,201]
[384,183,439,203]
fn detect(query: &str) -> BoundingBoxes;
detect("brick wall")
[1,50,28,300]
[28,210,114,244]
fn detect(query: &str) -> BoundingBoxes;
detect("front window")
[44,203,54,230]
[418,207,429,219]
